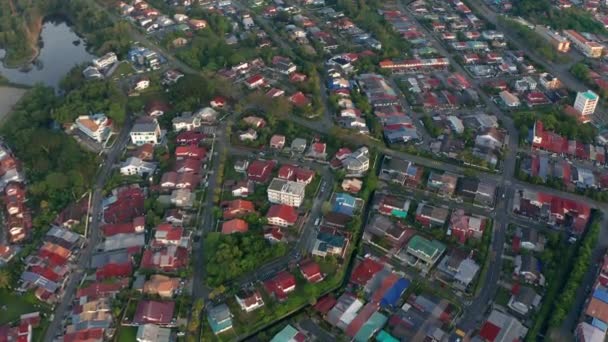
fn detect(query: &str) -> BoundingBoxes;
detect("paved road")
[43,118,134,341]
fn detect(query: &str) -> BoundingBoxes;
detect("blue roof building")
[380,278,410,308]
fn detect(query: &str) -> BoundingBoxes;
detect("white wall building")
[267,178,306,207]
[75,113,112,143]
[574,90,599,116]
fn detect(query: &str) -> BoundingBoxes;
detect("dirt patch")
[0,86,26,122]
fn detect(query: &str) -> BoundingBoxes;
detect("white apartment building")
[92,52,118,69]
[130,116,162,146]
[574,90,599,116]
[75,113,112,143]
[267,178,306,207]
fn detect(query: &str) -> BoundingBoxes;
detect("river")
[0,17,95,89]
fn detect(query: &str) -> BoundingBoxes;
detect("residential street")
[43,117,134,342]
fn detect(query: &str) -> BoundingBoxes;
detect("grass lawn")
[0,290,42,325]
[116,326,138,342]
[113,61,136,78]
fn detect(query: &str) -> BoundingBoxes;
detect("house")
[207,304,233,335]
[247,160,276,183]
[92,52,118,69]
[145,101,170,117]
[514,254,544,285]
[326,293,364,329]
[141,246,189,272]
[172,112,201,132]
[75,113,112,143]
[242,116,266,128]
[341,147,370,175]
[266,204,298,227]
[264,227,284,244]
[170,189,195,208]
[245,74,265,89]
[307,141,327,160]
[175,145,206,160]
[232,180,254,197]
[133,301,175,326]
[478,310,528,342]
[152,224,190,248]
[210,96,226,108]
[222,199,255,219]
[264,271,296,301]
[426,172,458,197]
[415,203,449,227]
[291,138,307,153]
[270,135,286,149]
[312,231,349,258]
[120,157,156,177]
[267,178,306,207]
[378,195,410,219]
[300,260,323,283]
[436,249,480,291]
[130,116,162,146]
[239,128,258,141]
[475,128,506,150]
[514,228,544,252]
[195,107,218,124]
[133,77,150,91]
[143,275,180,299]
[132,143,155,161]
[449,209,485,244]
[341,178,363,193]
[235,289,264,312]
[271,325,307,342]
[136,324,172,342]
[221,219,249,234]
[401,235,446,273]
[508,286,541,316]
[188,19,208,29]
[289,92,311,107]
[379,156,423,187]
[174,158,202,174]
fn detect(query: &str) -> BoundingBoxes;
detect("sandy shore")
[0,86,26,121]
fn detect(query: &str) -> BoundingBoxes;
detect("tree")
[0,270,11,289]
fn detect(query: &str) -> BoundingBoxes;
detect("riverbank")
[0,86,27,122]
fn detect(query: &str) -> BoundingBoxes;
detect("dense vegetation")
[331,0,410,58]
[549,218,601,327]
[513,0,606,34]
[0,0,131,66]
[513,110,597,144]
[204,231,287,286]
[0,86,98,224]
[498,17,568,63]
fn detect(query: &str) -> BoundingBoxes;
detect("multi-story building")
[130,116,162,146]
[564,30,604,58]
[75,113,112,143]
[92,52,118,69]
[574,90,599,117]
[267,178,306,207]
[534,26,570,52]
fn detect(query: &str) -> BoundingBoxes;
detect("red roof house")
[221,219,249,234]
[300,261,323,283]
[222,199,255,219]
[264,271,296,301]
[247,160,276,183]
[266,204,298,227]
[351,258,384,285]
[133,300,175,325]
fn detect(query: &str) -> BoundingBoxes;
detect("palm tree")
[0,270,11,290]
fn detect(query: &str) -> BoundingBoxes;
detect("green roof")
[407,235,446,258]
[354,312,388,342]
[376,330,399,342]
[271,325,299,342]
[582,90,598,100]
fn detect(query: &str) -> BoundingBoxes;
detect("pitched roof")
[267,204,298,223]
[221,219,249,234]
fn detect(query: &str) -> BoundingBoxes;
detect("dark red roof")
[314,295,337,314]
[300,261,322,283]
[76,279,130,298]
[351,258,383,285]
[101,223,135,237]
[175,145,206,160]
[176,131,206,145]
[479,321,501,342]
[264,271,296,300]
[247,160,276,183]
[133,300,175,325]
[267,205,298,224]
[96,262,133,280]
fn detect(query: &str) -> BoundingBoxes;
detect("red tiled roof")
[101,223,135,237]
[300,261,323,283]
[63,328,104,342]
[175,145,206,160]
[221,219,249,234]
[176,131,206,145]
[267,205,298,224]
[314,295,337,314]
[247,160,275,183]
[278,165,296,180]
[133,300,175,325]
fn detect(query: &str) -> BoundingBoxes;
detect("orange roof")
[41,242,70,259]
[221,219,249,234]
[586,297,608,323]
